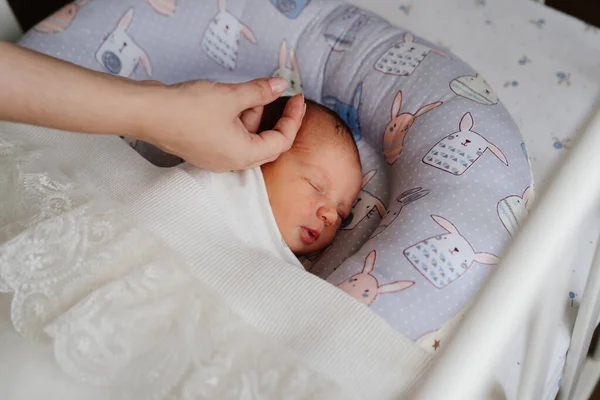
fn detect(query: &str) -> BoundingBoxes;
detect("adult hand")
[137,78,306,171]
[0,42,305,172]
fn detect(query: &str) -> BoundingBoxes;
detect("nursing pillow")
[19,0,533,347]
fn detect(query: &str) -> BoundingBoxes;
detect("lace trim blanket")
[0,123,430,399]
[0,136,350,399]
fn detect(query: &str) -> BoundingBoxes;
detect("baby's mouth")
[300,226,320,245]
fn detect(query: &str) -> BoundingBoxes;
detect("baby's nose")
[317,206,337,226]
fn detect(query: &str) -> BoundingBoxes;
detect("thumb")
[244,93,305,165]
[229,78,289,112]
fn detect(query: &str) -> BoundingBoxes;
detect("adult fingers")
[246,154,280,169]
[139,79,165,86]
[228,78,288,111]
[240,105,264,134]
[245,93,305,163]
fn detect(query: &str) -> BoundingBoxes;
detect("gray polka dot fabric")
[19,0,532,342]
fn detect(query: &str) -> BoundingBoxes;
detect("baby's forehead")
[292,101,361,171]
[293,135,362,179]
[294,130,353,162]
[304,103,339,127]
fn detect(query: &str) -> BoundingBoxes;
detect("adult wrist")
[125,81,169,142]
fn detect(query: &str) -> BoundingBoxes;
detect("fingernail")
[269,78,288,94]
[298,93,306,117]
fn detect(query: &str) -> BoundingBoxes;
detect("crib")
[1,0,599,399]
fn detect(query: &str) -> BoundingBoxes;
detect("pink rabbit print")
[383,90,443,165]
[404,215,500,288]
[148,0,177,16]
[35,0,91,33]
[96,8,152,78]
[202,0,257,71]
[423,112,508,175]
[338,250,414,306]
[374,33,449,76]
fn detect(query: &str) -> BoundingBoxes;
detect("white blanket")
[177,162,303,269]
[0,122,431,399]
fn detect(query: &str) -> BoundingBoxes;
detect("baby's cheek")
[321,227,338,246]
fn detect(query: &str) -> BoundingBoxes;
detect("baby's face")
[262,110,362,255]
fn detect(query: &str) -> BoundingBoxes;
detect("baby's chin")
[288,237,332,256]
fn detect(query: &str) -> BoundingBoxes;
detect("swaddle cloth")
[0,122,429,400]
[178,163,303,269]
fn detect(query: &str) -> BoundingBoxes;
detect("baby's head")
[260,97,363,255]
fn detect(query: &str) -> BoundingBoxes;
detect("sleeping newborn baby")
[259,97,363,255]
[124,96,362,265]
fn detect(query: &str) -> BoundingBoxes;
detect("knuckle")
[283,138,293,151]
[235,156,251,170]
[219,83,234,95]
[276,116,289,130]
[253,81,268,100]
[280,118,295,135]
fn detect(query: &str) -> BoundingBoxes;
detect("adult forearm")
[0,41,150,137]
[0,41,305,172]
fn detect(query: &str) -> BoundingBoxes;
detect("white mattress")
[346,0,600,398]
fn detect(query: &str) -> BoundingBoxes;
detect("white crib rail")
[408,109,600,399]
[518,238,576,400]
[559,238,600,400]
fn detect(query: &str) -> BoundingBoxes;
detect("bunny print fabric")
[18,0,531,344]
[202,0,257,71]
[96,8,152,77]
[295,2,531,341]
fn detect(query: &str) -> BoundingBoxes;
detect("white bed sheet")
[347,0,600,398]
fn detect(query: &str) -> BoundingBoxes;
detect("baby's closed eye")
[337,206,352,221]
[306,178,325,194]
